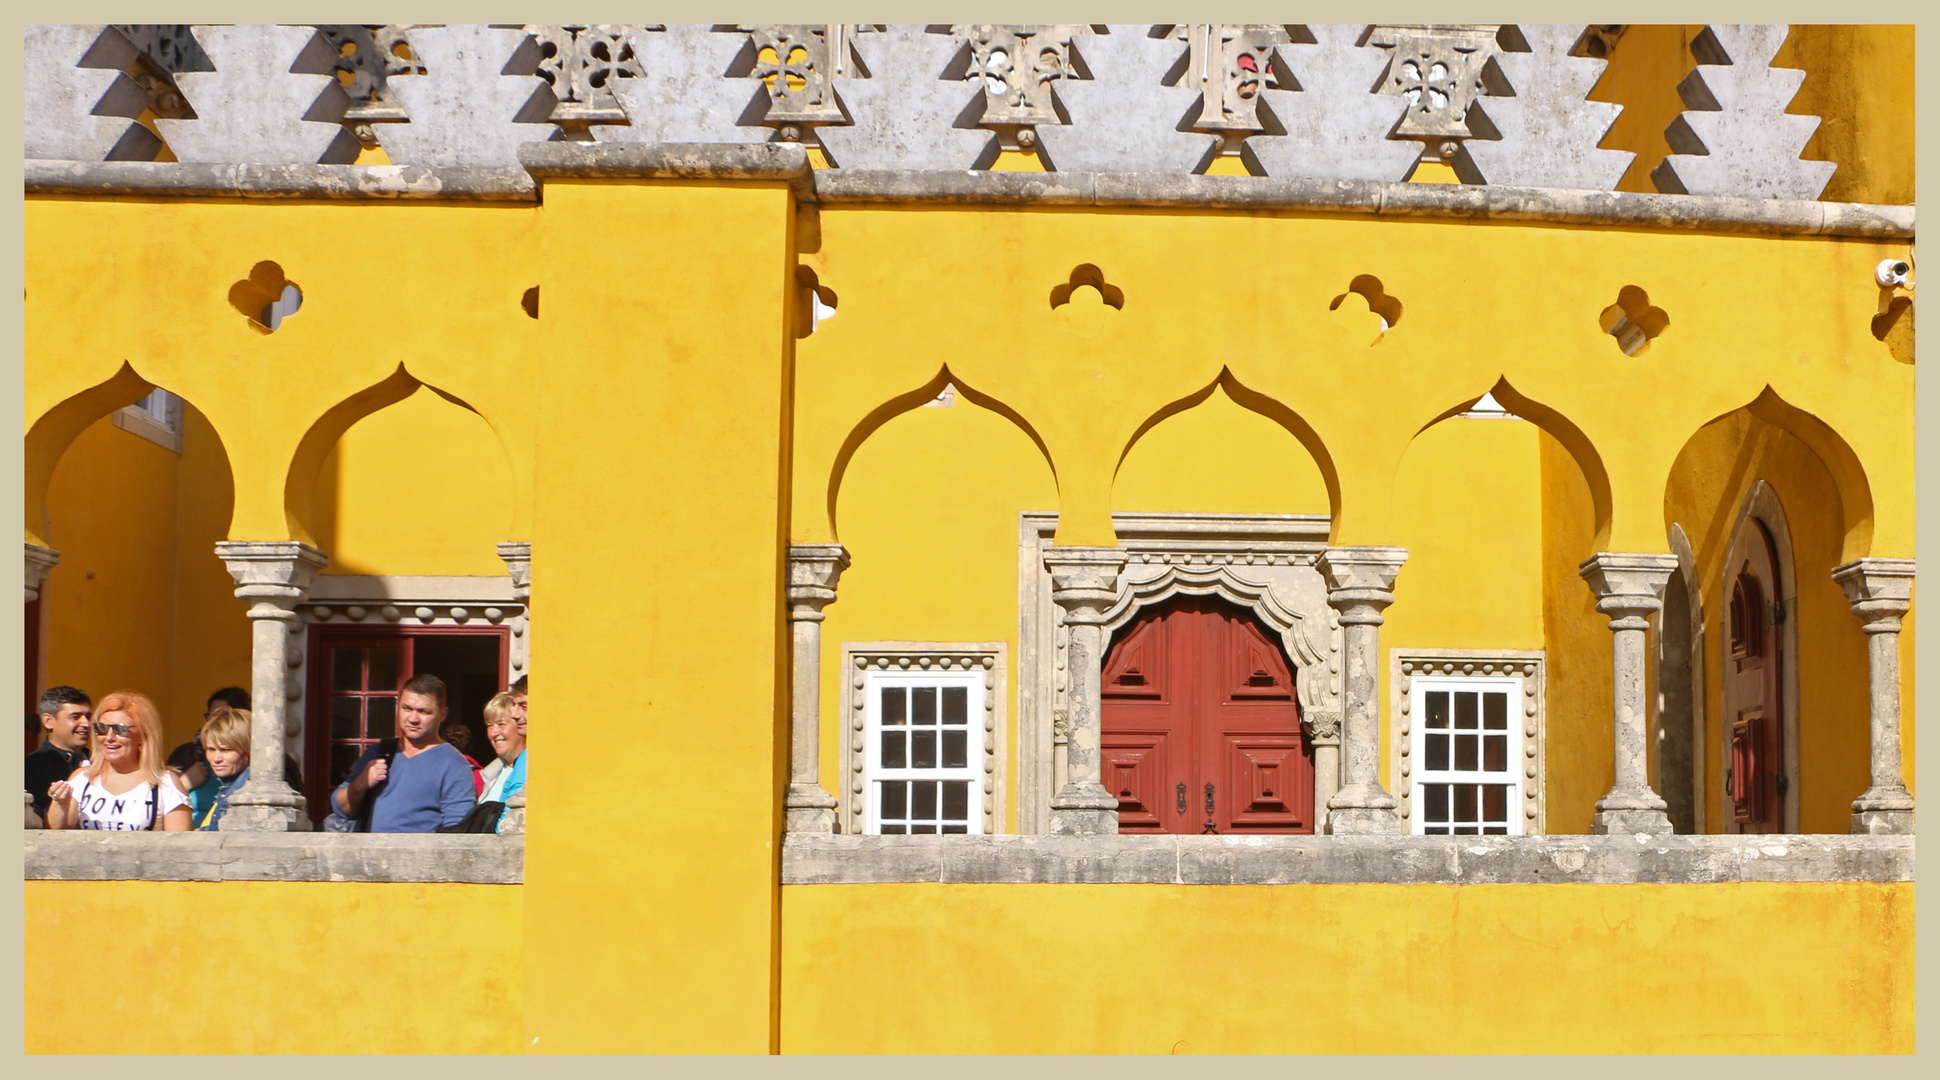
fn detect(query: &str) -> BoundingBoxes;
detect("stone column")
[496,542,531,684]
[1319,547,1407,834]
[215,540,329,830]
[785,543,848,833]
[25,542,59,602]
[501,790,526,836]
[1305,708,1342,833]
[1579,553,1677,835]
[1832,558,1917,835]
[1044,547,1128,834]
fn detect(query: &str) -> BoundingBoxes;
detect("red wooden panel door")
[1102,596,1310,834]
[1723,518,1785,833]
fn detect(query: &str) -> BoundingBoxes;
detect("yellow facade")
[23,24,1913,1054]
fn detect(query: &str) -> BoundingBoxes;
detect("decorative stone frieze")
[1366,24,1501,149]
[1830,558,1916,835]
[1461,25,1634,190]
[377,26,559,168]
[214,541,330,831]
[1251,25,1421,182]
[25,543,60,603]
[156,26,361,165]
[1318,546,1408,834]
[817,26,995,170]
[597,26,772,145]
[1578,552,1678,835]
[1168,24,1290,136]
[956,24,1087,133]
[24,25,162,162]
[786,544,849,833]
[1652,25,1835,200]
[317,25,425,138]
[1036,27,1216,174]
[1042,546,1130,834]
[527,25,652,129]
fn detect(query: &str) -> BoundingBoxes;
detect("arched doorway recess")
[1101,594,1312,834]
[1723,512,1792,833]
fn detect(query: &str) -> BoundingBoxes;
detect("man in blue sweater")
[332,673,475,832]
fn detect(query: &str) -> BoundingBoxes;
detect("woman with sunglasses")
[44,690,192,832]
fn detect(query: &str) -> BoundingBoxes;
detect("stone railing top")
[25,829,523,884]
[25,153,1913,239]
[782,832,1913,886]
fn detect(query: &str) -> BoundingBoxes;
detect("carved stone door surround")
[1018,512,1343,834]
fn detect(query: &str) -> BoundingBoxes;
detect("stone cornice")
[25,831,524,884]
[26,154,1915,240]
[782,833,1913,886]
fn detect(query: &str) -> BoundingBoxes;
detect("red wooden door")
[1101,596,1310,833]
[1723,518,1785,833]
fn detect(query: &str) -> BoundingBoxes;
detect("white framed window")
[112,388,182,452]
[842,644,1005,835]
[1392,651,1546,835]
[864,671,983,834]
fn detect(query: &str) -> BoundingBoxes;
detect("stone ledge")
[782,833,1913,885]
[25,831,523,884]
[25,159,537,201]
[24,154,1913,240]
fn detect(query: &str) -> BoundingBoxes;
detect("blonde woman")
[45,690,192,831]
[195,707,253,831]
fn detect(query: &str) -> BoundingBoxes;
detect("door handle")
[1176,782,1187,815]
[1202,781,1218,834]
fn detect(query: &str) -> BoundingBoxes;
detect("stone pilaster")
[785,543,848,833]
[496,542,531,684]
[1304,707,1342,834]
[1318,547,1407,834]
[1831,558,1916,835]
[501,790,526,835]
[1044,547,1128,835]
[25,543,59,602]
[215,540,329,831]
[1579,552,1678,835]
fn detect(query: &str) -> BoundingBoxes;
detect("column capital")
[1318,546,1407,625]
[787,543,850,621]
[1832,558,1914,631]
[1043,546,1128,625]
[1578,552,1678,627]
[496,541,532,604]
[25,542,60,602]
[215,541,329,618]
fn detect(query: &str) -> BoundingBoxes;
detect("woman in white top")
[45,690,192,832]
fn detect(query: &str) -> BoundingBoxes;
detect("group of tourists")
[24,675,527,835]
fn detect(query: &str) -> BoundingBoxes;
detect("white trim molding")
[1389,649,1547,835]
[1019,513,1342,834]
[839,642,1007,836]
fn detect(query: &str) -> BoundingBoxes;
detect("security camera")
[1875,259,1911,288]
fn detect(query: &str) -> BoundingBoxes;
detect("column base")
[1050,785,1120,835]
[1327,806,1404,835]
[785,806,838,833]
[1590,808,1674,835]
[1851,786,1915,835]
[501,795,526,836]
[219,780,305,832]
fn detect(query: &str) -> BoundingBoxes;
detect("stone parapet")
[781,833,1913,886]
[25,831,524,884]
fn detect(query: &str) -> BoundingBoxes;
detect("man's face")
[398,691,446,744]
[42,703,91,752]
[511,691,527,737]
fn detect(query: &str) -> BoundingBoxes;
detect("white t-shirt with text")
[68,772,190,831]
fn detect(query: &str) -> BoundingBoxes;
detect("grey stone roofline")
[26,143,1915,240]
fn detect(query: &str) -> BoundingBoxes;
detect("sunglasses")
[91,722,136,739]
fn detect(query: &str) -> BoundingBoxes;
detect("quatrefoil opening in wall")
[1328,275,1402,346]
[229,261,304,333]
[1599,286,1668,357]
[1050,263,1124,339]
[795,265,840,338]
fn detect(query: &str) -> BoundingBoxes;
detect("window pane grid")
[1411,676,1523,837]
[866,675,982,835]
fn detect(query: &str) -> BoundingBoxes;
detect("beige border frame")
[1388,648,1548,836]
[837,641,1008,836]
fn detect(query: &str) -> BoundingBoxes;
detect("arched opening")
[1101,593,1310,834]
[1665,406,1864,834]
[1112,368,1339,527]
[33,369,244,753]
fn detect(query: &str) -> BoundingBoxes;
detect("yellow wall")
[1539,430,1611,835]
[779,882,1912,1053]
[315,385,516,577]
[1111,383,1330,515]
[24,881,520,1054]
